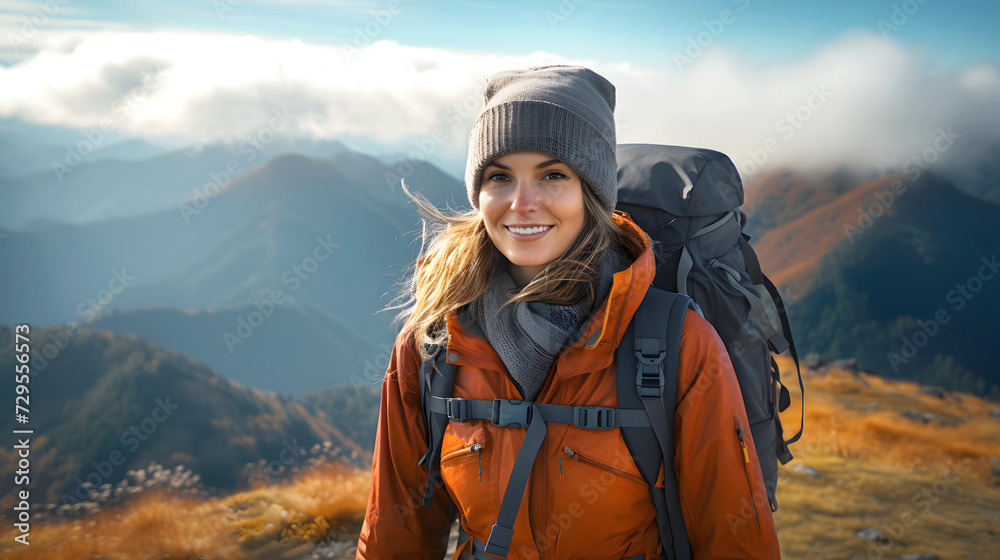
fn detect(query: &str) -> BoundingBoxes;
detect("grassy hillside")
[772,355,1000,559]
[2,357,997,559]
[0,462,371,560]
[0,325,363,507]
[298,383,381,451]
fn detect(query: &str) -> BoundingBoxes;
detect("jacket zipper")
[734,416,762,537]
[562,446,645,486]
[441,442,483,480]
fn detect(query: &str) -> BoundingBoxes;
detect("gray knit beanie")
[464,64,618,212]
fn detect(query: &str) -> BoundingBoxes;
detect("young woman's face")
[478,151,586,287]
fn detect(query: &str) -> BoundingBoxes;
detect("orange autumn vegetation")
[2,358,998,559]
[772,357,1000,559]
[775,354,1000,482]
[0,461,370,560]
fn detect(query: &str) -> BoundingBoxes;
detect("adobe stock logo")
[61,396,180,505]
[887,254,998,372]
[672,0,751,72]
[222,234,340,353]
[844,126,960,244]
[6,0,71,54]
[877,0,932,39]
[738,84,834,177]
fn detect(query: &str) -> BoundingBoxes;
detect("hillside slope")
[752,172,1000,397]
[0,325,363,507]
[3,358,997,559]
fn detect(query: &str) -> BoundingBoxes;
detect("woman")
[356,65,780,559]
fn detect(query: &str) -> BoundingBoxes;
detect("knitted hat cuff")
[466,100,617,211]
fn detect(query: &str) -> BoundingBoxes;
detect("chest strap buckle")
[574,406,616,429]
[491,399,531,428]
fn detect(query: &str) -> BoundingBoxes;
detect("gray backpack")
[615,143,803,510]
[414,143,803,560]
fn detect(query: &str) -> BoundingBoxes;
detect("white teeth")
[508,225,551,235]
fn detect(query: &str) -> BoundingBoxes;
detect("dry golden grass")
[775,454,1000,559]
[772,357,1000,559]
[777,356,1000,482]
[2,359,997,559]
[0,461,370,560]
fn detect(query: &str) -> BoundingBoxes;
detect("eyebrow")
[486,158,563,170]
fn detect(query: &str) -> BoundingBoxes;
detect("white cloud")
[0,28,996,177]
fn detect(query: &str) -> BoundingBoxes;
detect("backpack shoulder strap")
[416,342,458,509]
[617,287,694,560]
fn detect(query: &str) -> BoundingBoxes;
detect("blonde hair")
[384,178,646,362]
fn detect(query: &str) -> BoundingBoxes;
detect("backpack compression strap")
[677,210,789,354]
[736,231,805,447]
[759,273,804,446]
[617,287,694,560]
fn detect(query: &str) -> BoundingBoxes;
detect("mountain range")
[1,135,996,400]
[0,324,366,507]
[748,170,1000,397]
[1,134,998,555]
[0,148,463,393]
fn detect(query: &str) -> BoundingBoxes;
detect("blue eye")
[485,170,567,183]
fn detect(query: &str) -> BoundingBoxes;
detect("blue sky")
[16,0,998,68]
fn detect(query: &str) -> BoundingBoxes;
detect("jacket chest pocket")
[560,445,646,487]
[556,429,657,550]
[439,419,498,533]
[441,441,483,472]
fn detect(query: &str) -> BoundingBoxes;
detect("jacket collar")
[444,211,656,388]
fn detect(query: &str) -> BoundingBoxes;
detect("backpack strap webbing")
[737,232,805,448]
[618,287,694,560]
[676,210,740,299]
[760,272,804,447]
[428,397,652,429]
[482,399,546,557]
[707,258,789,355]
[417,343,458,510]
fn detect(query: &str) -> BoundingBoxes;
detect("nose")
[510,178,540,215]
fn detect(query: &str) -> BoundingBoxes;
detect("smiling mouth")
[506,225,552,235]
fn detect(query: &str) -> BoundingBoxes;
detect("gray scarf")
[476,246,630,401]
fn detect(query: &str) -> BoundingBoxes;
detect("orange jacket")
[357,212,780,559]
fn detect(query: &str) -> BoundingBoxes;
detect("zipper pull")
[563,446,576,458]
[471,443,483,481]
[559,457,564,482]
[735,417,750,464]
